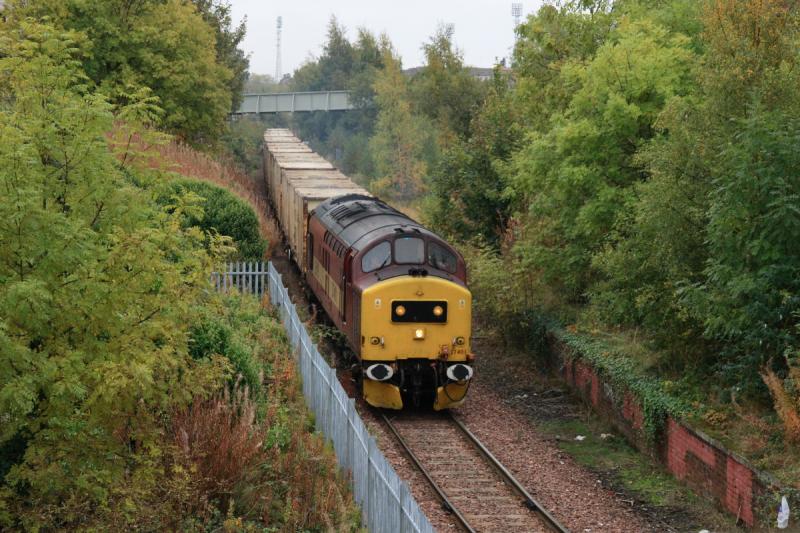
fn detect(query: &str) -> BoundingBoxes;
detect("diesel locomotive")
[263,129,474,410]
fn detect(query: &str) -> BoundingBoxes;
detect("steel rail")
[448,413,571,533]
[380,412,477,533]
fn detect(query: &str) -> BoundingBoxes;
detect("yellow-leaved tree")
[369,45,431,200]
[0,20,230,527]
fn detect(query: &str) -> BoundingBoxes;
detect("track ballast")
[381,410,569,533]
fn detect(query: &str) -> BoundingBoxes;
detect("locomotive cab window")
[362,241,391,272]
[428,241,457,273]
[394,237,424,264]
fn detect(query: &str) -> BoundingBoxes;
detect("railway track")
[381,410,569,533]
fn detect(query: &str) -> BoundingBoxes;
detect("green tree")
[192,0,250,111]
[511,19,694,299]
[590,0,800,392]
[409,24,486,141]
[290,19,386,178]
[680,0,800,390]
[161,179,266,261]
[697,111,800,387]
[369,48,432,199]
[245,73,284,93]
[10,0,234,143]
[512,0,615,131]
[590,94,712,353]
[425,68,522,244]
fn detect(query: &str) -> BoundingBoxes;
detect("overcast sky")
[229,1,544,79]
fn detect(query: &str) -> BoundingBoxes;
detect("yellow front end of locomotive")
[360,276,473,410]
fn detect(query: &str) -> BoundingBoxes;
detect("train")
[263,129,474,410]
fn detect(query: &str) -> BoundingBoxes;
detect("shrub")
[156,140,280,256]
[176,298,360,531]
[162,179,266,260]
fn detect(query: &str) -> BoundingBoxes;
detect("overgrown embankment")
[409,1,800,521]
[0,18,358,531]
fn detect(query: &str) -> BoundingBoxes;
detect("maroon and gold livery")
[263,130,474,409]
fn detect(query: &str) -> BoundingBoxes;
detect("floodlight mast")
[512,3,522,27]
[275,16,283,82]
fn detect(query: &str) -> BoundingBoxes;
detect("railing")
[211,261,268,298]
[266,263,434,533]
[211,262,435,532]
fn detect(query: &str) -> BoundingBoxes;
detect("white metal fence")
[264,262,435,533]
[211,261,268,298]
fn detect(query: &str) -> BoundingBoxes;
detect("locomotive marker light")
[454,336,466,346]
[446,364,473,382]
[366,363,394,381]
[414,328,425,340]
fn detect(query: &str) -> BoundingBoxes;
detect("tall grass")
[173,356,357,530]
[173,384,264,505]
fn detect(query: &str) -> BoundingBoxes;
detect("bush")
[162,179,266,260]
[461,240,554,360]
[176,296,361,531]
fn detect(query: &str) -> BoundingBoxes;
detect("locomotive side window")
[428,241,457,273]
[394,237,424,264]
[362,241,391,272]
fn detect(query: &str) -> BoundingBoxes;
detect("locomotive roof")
[314,194,437,251]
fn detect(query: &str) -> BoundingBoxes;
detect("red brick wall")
[560,357,767,527]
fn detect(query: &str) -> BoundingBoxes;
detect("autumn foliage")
[0,19,357,531]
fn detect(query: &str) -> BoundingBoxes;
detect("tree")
[510,19,695,299]
[0,21,227,526]
[512,0,615,131]
[425,68,522,244]
[245,73,283,93]
[369,48,431,199]
[409,24,486,141]
[192,0,250,111]
[290,19,388,178]
[590,94,712,353]
[10,0,235,143]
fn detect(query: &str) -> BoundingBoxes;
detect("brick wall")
[559,355,773,527]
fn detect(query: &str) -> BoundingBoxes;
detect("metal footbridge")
[234,90,352,115]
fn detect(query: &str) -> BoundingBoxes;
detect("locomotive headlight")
[414,328,425,340]
[395,305,406,317]
[433,305,444,317]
